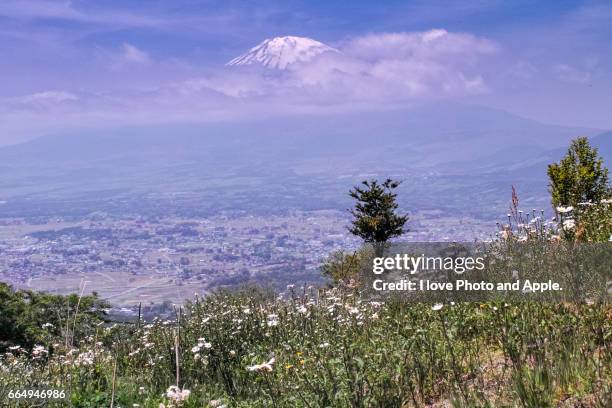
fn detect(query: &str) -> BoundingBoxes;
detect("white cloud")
[103,43,152,71]
[265,29,496,100]
[336,30,496,97]
[122,43,150,64]
[341,29,498,61]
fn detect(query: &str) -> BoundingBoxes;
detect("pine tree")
[349,179,408,256]
[547,137,609,209]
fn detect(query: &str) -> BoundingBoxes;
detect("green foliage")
[547,137,610,209]
[0,282,109,352]
[349,179,408,256]
[1,284,610,407]
[320,247,374,285]
[573,200,612,242]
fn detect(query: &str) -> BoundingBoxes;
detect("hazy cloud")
[506,61,538,81]
[0,29,502,141]
[6,91,78,107]
[553,64,591,84]
[0,0,167,28]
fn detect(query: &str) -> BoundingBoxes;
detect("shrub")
[0,283,108,353]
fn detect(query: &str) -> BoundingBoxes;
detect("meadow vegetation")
[0,137,611,407]
[0,284,610,407]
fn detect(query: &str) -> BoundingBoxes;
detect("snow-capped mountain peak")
[227,36,337,70]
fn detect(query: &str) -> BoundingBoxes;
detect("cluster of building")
[0,211,359,291]
[0,209,492,305]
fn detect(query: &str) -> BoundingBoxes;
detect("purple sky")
[1,0,611,145]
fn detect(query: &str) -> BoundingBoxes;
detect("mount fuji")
[227,36,338,69]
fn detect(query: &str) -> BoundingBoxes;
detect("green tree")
[0,282,109,352]
[349,179,408,256]
[547,137,609,209]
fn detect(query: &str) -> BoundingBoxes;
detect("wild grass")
[1,284,610,407]
[1,191,610,407]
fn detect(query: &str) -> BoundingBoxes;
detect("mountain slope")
[227,36,338,69]
[0,102,594,170]
[0,102,603,219]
